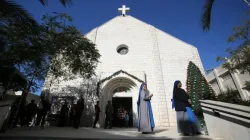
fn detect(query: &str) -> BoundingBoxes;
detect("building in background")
[206,65,250,100]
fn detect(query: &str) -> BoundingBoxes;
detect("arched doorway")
[99,77,139,127]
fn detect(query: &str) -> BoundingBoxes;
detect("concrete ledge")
[200,100,250,140]
[0,100,13,132]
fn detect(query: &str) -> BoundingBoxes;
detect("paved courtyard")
[0,127,221,140]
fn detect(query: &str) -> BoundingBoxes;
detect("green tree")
[216,88,250,106]
[1,13,100,92]
[217,12,250,88]
[186,61,216,132]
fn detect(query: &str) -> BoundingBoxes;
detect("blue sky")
[16,0,249,95]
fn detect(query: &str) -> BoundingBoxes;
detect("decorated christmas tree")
[186,61,216,134]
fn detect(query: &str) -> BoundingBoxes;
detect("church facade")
[43,5,205,127]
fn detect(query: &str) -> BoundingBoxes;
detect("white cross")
[118,5,130,16]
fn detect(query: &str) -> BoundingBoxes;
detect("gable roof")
[84,15,196,49]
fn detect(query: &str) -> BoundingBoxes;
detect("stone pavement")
[0,127,221,140]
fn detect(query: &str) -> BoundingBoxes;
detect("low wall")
[0,101,13,132]
[200,100,250,140]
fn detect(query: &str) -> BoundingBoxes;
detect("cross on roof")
[118,5,130,16]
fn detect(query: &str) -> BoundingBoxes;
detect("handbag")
[186,107,198,124]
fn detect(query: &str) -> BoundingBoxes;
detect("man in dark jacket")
[25,99,37,126]
[58,101,69,127]
[93,101,100,128]
[12,91,28,127]
[104,101,113,129]
[36,97,51,128]
[73,97,84,129]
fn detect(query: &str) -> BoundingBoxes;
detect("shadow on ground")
[0,127,217,140]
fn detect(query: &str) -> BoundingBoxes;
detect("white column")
[213,69,225,92]
[230,72,248,100]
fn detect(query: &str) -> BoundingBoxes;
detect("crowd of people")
[7,80,203,136]
[7,92,85,129]
[8,92,51,128]
[56,97,85,129]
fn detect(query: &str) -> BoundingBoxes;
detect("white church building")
[43,5,205,128]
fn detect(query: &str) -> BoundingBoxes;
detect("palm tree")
[201,0,250,32]
[39,0,73,7]
[201,0,215,32]
[0,0,73,27]
[0,0,38,27]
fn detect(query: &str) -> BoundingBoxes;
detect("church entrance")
[99,76,143,128]
[112,97,133,127]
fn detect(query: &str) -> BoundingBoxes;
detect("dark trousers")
[118,119,124,127]
[93,113,99,127]
[25,113,35,126]
[124,121,129,127]
[13,111,26,127]
[73,112,81,129]
[58,115,67,127]
[36,110,47,127]
[104,115,112,129]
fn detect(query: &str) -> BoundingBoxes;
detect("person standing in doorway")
[172,80,202,136]
[104,101,113,129]
[117,105,125,128]
[137,83,155,134]
[124,112,129,128]
[93,101,101,128]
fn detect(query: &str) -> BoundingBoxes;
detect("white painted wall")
[85,15,205,127]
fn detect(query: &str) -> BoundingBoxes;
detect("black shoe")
[12,125,17,128]
[182,134,189,136]
[195,132,202,135]
[142,132,150,134]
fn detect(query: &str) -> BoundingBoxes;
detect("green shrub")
[215,88,250,106]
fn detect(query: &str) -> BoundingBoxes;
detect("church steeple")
[118,5,130,17]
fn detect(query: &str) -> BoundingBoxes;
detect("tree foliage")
[0,0,38,28]
[1,13,100,92]
[216,88,250,106]
[39,0,73,7]
[201,0,250,32]
[0,0,73,30]
[245,81,250,89]
[217,12,250,90]
[201,0,215,32]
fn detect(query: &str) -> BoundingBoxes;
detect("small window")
[117,44,129,55]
